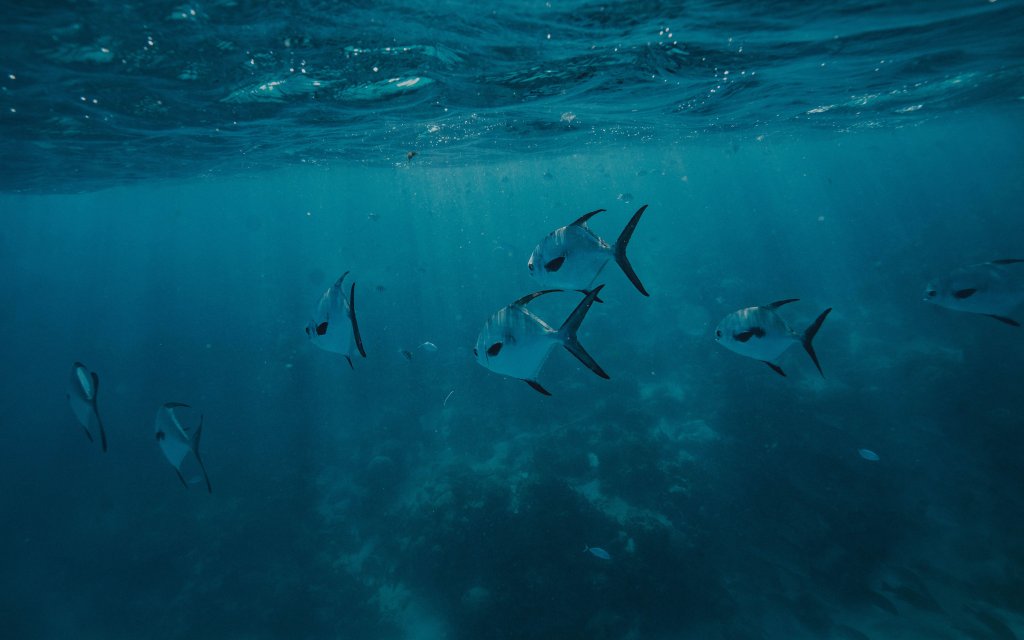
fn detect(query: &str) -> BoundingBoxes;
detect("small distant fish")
[399,349,413,361]
[528,206,650,296]
[407,150,417,161]
[418,341,438,352]
[367,212,380,222]
[714,299,832,377]
[924,259,1024,326]
[305,271,367,369]
[584,545,612,560]
[858,448,880,462]
[154,403,211,493]
[616,192,633,204]
[474,287,608,395]
[67,362,107,452]
[375,284,386,293]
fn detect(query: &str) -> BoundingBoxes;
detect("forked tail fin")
[802,308,832,377]
[558,286,609,379]
[613,204,649,296]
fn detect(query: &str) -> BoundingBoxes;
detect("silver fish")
[306,271,367,368]
[584,545,612,560]
[715,299,832,377]
[67,362,107,452]
[528,206,649,296]
[474,287,607,395]
[154,402,211,493]
[924,259,1024,326]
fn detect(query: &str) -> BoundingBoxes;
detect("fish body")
[858,448,880,462]
[474,287,607,395]
[715,299,832,377]
[154,402,212,493]
[306,271,367,367]
[67,362,107,452]
[418,341,438,352]
[584,545,612,560]
[528,206,650,296]
[924,259,1024,326]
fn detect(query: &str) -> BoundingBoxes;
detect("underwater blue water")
[2,1,1024,639]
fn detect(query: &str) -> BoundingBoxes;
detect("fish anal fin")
[986,314,1021,327]
[763,361,787,377]
[526,379,552,396]
[175,468,188,488]
[349,282,367,358]
[613,204,649,296]
[766,298,799,309]
[345,355,354,369]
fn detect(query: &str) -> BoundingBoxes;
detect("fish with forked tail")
[924,259,1024,326]
[306,271,367,368]
[474,287,608,395]
[528,205,650,297]
[715,299,832,377]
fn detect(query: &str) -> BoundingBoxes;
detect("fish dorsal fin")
[765,298,799,309]
[513,289,563,307]
[570,208,605,227]
[992,259,1024,265]
[348,281,366,358]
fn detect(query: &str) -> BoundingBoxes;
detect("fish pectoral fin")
[986,314,1021,327]
[953,288,977,299]
[734,328,765,342]
[525,379,552,396]
[762,361,787,377]
[992,258,1024,265]
[545,256,566,272]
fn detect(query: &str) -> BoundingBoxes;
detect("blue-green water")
[2,2,1024,639]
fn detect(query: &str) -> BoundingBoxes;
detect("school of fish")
[65,201,1024,502]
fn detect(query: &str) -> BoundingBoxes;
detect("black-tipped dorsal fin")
[763,361,787,377]
[991,259,1024,265]
[570,208,606,227]
[802,308,832,376]
[349,281,366,358]
[986,314,1021,327]
[525,379,552,396]
[765,298,799,309]
[513,289,563,307]
[613,204,649,296]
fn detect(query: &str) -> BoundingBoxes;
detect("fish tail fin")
[613,204,649,296]
[802,308,832,377]
[349,282,367,358]
[576,289,604,303]
[89,372,108,453]
[192,415,212,493]
[558,286,609,379]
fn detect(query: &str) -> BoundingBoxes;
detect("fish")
[714,299,832,377]
[474,287,607,395]
[154,402,211,493]
[528,205,650,296]
[858,448,880,462]
[399,349,413,360]
[924,259,1024,326]
[305,271,367,368]
[66,362,107,452]
[418,341,438,352]
[584,545,612,560]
